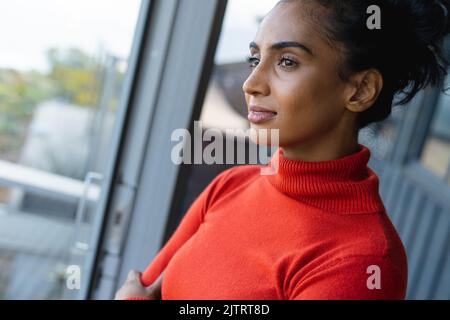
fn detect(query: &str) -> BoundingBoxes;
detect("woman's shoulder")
[287,212,408,299]
[333,211,407,282]
[333,211,407,261]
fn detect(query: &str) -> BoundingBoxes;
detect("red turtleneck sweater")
[136,144,407,299]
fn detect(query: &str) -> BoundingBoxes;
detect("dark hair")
[278,0,450,129]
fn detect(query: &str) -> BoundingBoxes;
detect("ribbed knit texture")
[267,144,386,214]
[129,143,407,300]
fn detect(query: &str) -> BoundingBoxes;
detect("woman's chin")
[249,127,280,147]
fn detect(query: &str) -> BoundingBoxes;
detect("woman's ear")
[345,68,383,113]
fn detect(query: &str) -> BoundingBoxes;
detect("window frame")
[87,0,228,299]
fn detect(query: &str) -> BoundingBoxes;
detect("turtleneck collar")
[265,143,385,214]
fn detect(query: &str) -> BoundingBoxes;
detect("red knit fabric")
[136,144,407,300]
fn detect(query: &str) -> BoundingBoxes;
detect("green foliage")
[0,69,55,159]
[46,48,103,107]
[0,47,124,161]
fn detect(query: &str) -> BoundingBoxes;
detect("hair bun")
[438,0,450,34]
[405,0,450,46]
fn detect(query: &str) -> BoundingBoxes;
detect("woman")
[115,0,449,299]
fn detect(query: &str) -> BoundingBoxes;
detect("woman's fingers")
[127,270,142,283]
[114,270,149,300]
[114,269,164,300]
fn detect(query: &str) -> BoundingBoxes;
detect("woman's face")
[243,1,358,151]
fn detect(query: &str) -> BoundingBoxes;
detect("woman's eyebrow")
[249,41,314,56]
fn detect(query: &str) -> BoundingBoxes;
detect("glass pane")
[358,104,405,160]
[0,0,142,299]
[420,84,450,184]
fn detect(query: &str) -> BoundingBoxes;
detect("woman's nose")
[242,67,270,96]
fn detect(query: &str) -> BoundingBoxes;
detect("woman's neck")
[281,132,360,162]
[279,108,360,162]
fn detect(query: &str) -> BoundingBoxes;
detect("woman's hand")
[114,270,164,300]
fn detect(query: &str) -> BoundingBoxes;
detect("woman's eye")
[246,56,259,69]
[279,57,298,69]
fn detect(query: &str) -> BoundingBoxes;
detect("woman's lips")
[248,106,277,124]
[248,110,277,124]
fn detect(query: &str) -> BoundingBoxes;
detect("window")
[420,80,450,184]
[359,105,405,161]
[0,0,142,299]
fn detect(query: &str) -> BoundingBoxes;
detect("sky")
[0,0,142,71]
[0,0,278,72]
